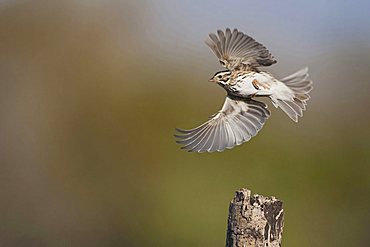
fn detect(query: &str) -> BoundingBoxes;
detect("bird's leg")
[252,79,260,90]
[252,79,270,90]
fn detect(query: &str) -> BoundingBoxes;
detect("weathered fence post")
[225,188,284,247]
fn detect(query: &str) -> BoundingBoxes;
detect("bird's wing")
[175,97,270,152]
[205,28,276,70]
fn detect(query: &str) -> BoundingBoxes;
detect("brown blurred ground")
[0,1,369,246]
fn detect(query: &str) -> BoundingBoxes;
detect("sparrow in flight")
[175,28,313,152]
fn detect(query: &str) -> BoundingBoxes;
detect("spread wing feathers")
[205,28,277,70]
[175,97,270,153]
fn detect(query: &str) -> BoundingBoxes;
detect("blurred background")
[0,0,369,246]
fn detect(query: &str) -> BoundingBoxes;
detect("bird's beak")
[208,78,214,82]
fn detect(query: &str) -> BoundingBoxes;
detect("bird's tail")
[271,67,313,122]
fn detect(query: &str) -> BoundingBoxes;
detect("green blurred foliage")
[0,1,369,246]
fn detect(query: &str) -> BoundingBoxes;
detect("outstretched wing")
[175,97,270,153]
[205,28,276,70]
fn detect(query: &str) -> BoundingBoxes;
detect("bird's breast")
[228,72,275,97]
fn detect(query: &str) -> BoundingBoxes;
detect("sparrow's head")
[209,70,231,84]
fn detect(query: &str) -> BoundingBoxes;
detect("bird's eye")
[218,75,222,79]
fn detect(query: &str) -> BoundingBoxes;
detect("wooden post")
[225,188,284,247]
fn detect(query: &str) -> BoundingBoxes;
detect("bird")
[175,28,313,153]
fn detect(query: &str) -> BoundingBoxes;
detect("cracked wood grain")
[225,188,284,247]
